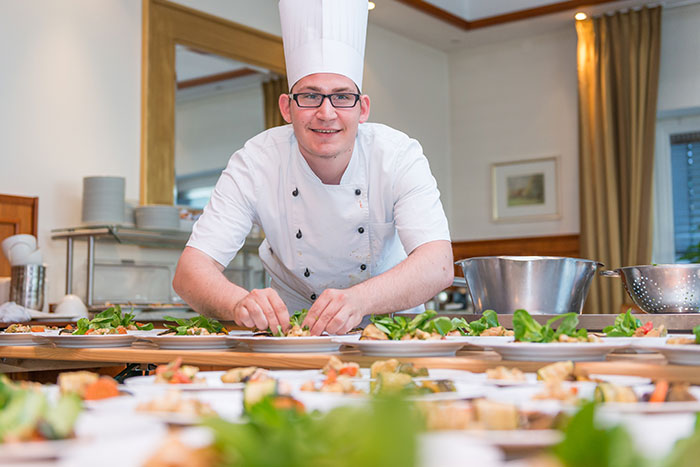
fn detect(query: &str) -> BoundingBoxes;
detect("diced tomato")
[30,326,45,332]
[339,366,358,377]
[325,369,338,384]
[83,377,120,400]
[640,321,654,335]
[85,329,95,335]
[116,326,127,334]
[171,371,193,384]
[64,324,73,330]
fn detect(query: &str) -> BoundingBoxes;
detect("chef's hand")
[233,288,290,332]
[302,288,365,335]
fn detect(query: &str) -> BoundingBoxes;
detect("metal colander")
[601,264,700,313]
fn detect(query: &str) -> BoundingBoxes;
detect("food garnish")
[136,390,216,417]
[603,309,667,337]
[3,324,57,333]
[68,305,154,335]
[0,375,82,443]
[486,366,527,382]
[450,310,514,337]
[220,367,272,384]
[322,355,360,377]
[513,309,599,343]
[161,315,227,336]
[58,371,119,400]
[362,310,463,340]
[153,358,203,384]
[253,309,312,337]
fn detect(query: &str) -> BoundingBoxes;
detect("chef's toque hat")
[279,0,368,91]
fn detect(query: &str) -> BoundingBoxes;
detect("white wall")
[0,0,143,308]
[657,3,700,113]
[447,26,579,241]
[364,25,452,217]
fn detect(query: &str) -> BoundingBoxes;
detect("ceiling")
[176,0,697,86]
[368,0,696,51]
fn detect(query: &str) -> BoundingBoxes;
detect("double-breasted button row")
[310,293,317,300]
[296,229,302,239]
[292,187,299,197]
[358,227,364,234]
[304,268,310,277]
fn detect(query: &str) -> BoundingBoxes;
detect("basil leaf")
[513,309,543,342]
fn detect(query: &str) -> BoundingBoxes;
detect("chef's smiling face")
[279,73,370,164]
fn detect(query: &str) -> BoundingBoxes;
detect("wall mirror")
[141,0,286,205]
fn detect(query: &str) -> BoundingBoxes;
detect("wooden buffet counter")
[3,344,700,383]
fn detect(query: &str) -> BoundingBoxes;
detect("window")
[652,114,700,264]
[670,132,700,259]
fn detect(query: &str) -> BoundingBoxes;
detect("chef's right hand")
[233,288,289,332]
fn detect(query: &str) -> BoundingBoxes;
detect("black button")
[360,264,367,271]
[292,188,299,197]
[355,189,361,196]
[296,229,302,239]
[311,293,317,300]
[304,268,310,277]
[358,227,364,234]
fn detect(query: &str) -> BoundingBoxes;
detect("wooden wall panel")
[452,234,581,275]
[0,195,38,276]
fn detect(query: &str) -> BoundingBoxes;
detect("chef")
[173,0,453,335]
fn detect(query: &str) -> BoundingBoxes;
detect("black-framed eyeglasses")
[289,92,361,108]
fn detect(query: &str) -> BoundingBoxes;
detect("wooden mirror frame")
[141,0,285,204]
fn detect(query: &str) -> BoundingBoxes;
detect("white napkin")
[0,302,32,323]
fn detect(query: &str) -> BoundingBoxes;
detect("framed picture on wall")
[491,156,560,223]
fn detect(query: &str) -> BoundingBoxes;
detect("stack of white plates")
[81,176,125,225]
[134,205,180,230]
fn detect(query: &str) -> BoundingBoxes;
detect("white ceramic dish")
[33,333,136,348]
[465,429,563,450]
[231,334,353,353]
[125,371,244,391]
[489,383,700,414]
[334,337,469,357]
[140,334,237,350]
[474,341,630,362]
[634,342,700,365]
[0,331,57,346]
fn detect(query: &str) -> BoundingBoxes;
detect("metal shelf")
[51,224,265,307]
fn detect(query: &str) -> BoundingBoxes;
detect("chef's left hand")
[302,288,365,335]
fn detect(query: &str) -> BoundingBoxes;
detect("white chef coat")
[187,123,450,314]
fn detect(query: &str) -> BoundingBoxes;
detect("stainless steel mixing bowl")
[600,264,700,313]
[456,256,602,314]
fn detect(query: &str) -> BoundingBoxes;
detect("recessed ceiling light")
[574,12,587,21]
[368,1,376,10]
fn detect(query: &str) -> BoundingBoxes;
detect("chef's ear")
[279,94,293,123]
[358,94,370,124]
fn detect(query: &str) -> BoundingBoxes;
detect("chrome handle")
[599,269,621,277]
[452,277,467,287]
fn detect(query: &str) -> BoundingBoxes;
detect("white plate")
[476,341,630,362]
[455,336,515,346]
[465,429,563,450]
[141,334,237,350]
[489,383,700,414]
[125,371,244,391]
[231,334,352,353]
[334,338,468,357]
[32,333,136,348]
[632,342,700,365]
[0,438,77,461]
[86,390,243,424]
[0,332,49,346]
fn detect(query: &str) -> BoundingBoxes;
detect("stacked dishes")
[134,205,180,230]
[81,176,125,225]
